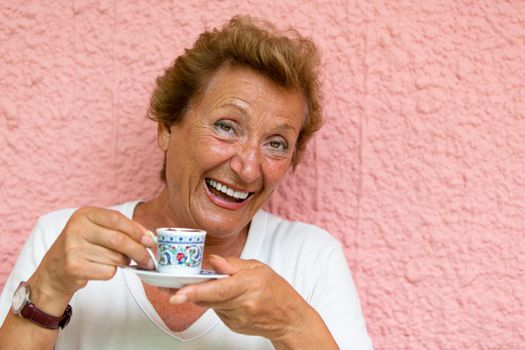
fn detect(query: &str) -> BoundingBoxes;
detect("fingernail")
[146,230,156,240]
[147,259,155,270]
[169,294,188,304]
[141,235,155,247]
[210,254,225,262]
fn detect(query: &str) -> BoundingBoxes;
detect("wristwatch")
[11,281,72,329]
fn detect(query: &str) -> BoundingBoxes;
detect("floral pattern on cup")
[158,243,203,268]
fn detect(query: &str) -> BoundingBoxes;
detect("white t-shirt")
[0,201,373,349]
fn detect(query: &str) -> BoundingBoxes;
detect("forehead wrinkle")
[201,65,305,133]
[218,100,251,119]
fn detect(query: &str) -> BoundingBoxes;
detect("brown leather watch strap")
[20,302,72,329]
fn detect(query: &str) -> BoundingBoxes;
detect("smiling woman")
[0,15,373,350]
[153,64,306,238]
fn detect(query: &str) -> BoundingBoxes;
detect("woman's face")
[158,64,306,238]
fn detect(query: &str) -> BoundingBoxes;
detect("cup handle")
[146,248,158,271]
[145,230,158,271]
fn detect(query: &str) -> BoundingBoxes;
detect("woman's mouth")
[205,178,253,203]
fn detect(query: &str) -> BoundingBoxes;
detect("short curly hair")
[148,15,323,179]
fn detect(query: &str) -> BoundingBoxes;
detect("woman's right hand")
[28,206,154,310]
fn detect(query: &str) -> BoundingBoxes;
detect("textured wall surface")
[1,1,524,349]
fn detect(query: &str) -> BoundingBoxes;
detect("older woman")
[0,16,372,349]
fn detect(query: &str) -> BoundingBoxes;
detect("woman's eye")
[214,121,235,135]
[268,139,288,151]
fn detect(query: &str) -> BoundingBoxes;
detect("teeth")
[234,190,249,199]
[207,179,250,200]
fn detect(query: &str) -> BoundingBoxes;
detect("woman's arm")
[169,255,339,350]
[0,207,155,349]
[0,273,71,350]
[271,302,339,350]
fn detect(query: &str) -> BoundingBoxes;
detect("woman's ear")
[157,123,171,151]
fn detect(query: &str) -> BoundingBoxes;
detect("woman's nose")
[229,144,261,184]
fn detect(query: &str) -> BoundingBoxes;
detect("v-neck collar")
[119,200,267,342]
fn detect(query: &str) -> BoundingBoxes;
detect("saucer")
[124,266,228,288]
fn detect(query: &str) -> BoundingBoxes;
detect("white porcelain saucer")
[124,266,228,288]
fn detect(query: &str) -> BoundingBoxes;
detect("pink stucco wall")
[1,1,524,349]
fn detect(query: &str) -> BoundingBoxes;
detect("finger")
[169,275,242,305]
[80,262,119,281]
[170,257,265,304]
[83,207,152,246]
[208,255,241,275]
[85,226,154,269]
[84,244,131,267]
[142,230,157,247]
[208,255,263,275]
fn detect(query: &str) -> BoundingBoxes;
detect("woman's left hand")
[169,255,338,349]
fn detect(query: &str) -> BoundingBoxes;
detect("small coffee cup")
[146,228,206,275]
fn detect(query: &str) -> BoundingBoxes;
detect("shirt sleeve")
[310,240,374,350]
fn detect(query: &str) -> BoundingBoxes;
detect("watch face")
[12,284,28,313]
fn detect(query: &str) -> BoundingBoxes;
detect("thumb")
[208,255,241,275]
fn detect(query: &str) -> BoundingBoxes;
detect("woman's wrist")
[26,274,73,317]
[271,304,338,350]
